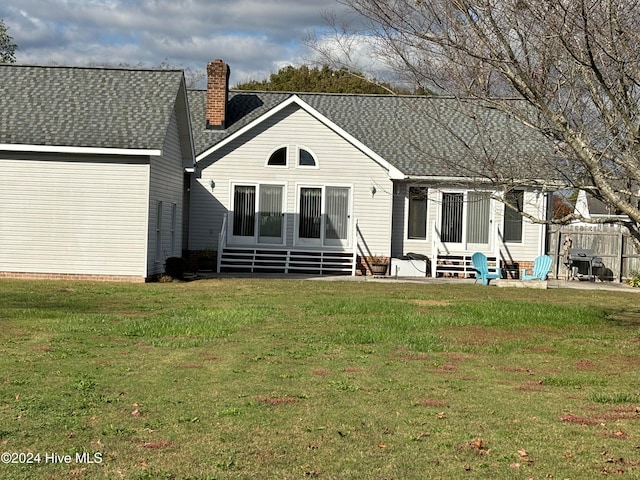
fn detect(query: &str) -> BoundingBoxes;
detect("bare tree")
[313,0,640,246]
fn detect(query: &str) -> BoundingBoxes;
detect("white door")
[439,191,492,250]
[297,186,351,247]
[324,186,350,247]
[258,185,284,244]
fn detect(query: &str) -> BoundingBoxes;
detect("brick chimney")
[206,59,230,129]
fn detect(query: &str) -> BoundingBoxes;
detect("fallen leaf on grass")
[459,439,490,456]
[471,439,485,449]
[601,468,625,475]
[517,448,533,463]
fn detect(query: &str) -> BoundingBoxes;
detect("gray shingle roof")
[0,65,184,150]
[188,89,553,179]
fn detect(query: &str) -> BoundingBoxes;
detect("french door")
[440,191,492,249]
[297,186,351,247]
[230,184,284,245]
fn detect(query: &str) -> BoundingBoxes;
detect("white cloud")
[0,0,353,85]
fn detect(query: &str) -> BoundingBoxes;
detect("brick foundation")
[516,261,534,278]
[357,256,390,276]
[0,271,146,283]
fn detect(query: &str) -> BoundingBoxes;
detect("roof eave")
[0,144,162,156]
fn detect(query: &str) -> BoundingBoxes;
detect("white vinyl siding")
[148,111,185,275]
[395,183,546,263]
[0,156,149,276]
[498,190,546,260]
[190,104,393,256]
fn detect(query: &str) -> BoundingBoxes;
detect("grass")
[0,278,639,479]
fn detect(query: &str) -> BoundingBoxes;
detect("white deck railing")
[215,215,358,276]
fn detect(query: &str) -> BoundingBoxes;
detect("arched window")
[298,148,316,167]
[267,147,287,166]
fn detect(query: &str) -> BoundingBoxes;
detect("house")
[573,190,632,228]
[187,60,553,278]
[0,65,194,282]
[0,59,553,282]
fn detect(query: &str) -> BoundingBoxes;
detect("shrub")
[165,257,187,279]
[628,271,640,288]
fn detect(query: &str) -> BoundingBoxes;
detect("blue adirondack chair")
[522,255,552,281]
[471,252,501,285]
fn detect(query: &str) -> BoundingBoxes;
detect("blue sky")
[0,0,353,86]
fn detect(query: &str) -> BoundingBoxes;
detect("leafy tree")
[235,64,411,94]
[0,19,17,63]
[318,1,640,247]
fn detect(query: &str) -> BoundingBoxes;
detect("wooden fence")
[546,225,640,282]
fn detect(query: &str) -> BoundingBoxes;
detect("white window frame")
[296,145,319,169]
[265,145,289,168]
[294,184,352,248]
[170,202,177,256]
[228,182,286,246]
[406,185,429,241]
[502,189,525,244]
[437,189,494,250]
[155,200,163,262]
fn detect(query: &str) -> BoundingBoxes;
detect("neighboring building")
[0,65,195,282]
[187,60,553,277]
[573,190,630,228]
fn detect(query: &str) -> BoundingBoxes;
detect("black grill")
[565,248,604,281]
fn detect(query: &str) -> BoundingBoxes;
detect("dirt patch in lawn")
[418,398,448,407]
[574,359,597,371]
[257,395,297,406]
[438,326,521,347]
[410,299,452,307]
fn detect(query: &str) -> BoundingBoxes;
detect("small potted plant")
[369,255,389,276]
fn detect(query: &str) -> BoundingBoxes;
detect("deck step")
[219,248,355,275]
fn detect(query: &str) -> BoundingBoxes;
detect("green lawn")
[0,278,639,479]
